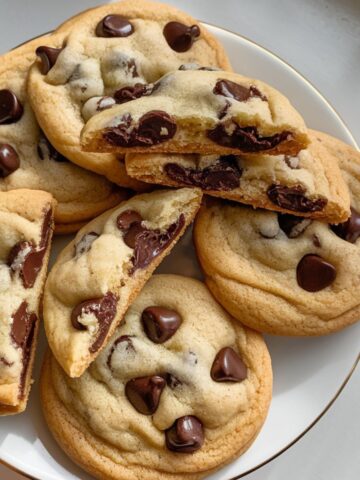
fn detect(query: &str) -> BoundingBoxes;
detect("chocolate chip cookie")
[194,131,360,335]
[125,129,350,223]
[0,189,55,415]
[81,69,309,156]
[44,188,202,377]
[41,274,272,479]
[0,34,126,233]
[27,0,231,188]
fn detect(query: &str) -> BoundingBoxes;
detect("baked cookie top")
[81,69,309,156]
[125,129,350,223]
[0,189,55,413]
[27,0,231,186]
[194,131,360,336]
[44,188,202,377]
[0,34,124,227]
[42,275,272,479]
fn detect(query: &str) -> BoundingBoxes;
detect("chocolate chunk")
[163,22,200,52]
[125,375,166,415]
[114,83,155,104]
[164,155,242,191]
[296,254,336,292]
[103,111,177,147]
[96,15,134,37]
[116,210,143,231]
[214,79,267,102]
[141,306,182,343]
[106,334,135,369]
[8,241,46,289]
[207,124,291,152]
[278,213,312,238]
[210,347,247,382]
[35,46,62,74]
[74,232,99,257]
[0,144,20,177]
[70,292,118,353]
[0,89,23,124]
[166,373,182,389]
[40,207,53,249]
[267,184,327,213]
[331,207,360,243]
[165,416,204,453]
[37,134,68,162]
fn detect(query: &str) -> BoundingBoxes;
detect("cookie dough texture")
[0,35,125,232]
[27,0,231,188]
[41,275,272,480]
[194,133,360,335]
[125,129,350,223]
[81,69,309,156]
[0,189,55,415]
[44,188,202,377]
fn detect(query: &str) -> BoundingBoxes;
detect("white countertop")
[0,1,359,479]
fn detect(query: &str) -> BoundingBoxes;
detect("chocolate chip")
[103,111,177,147]
[114,83,155,104]
[141,306,182,343]
[70,292,118,353]
[218,100,231,120]
[166,373,182,389]
[163,22,200,52]
[312,234,321,247]
[40,206,53,249]
[296,254,336,292]
[74,232,99,257]
[213,79,267,102]
[210,347,247,382]
[0,89,23,124]
[0,144,20,177]
[0,356,13,367]
[37,134,68,162]
[165,416,204,453]
[124,222,146,249]
[278,213,312,238]
[96,15,134,37]
[331,207,360,243]
[267,185,327,213]
[106,335,135,369]
[116,210,143,231]
[7,241,46,289]
[164,155,242,191]
[125,375,166,415]
[207,124,291,152]
[35,46,62,74]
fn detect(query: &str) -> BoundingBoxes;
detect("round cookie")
[194,132,360,335]
[41,274,272,480]
[0,34,126,231]
[27,0,231,187]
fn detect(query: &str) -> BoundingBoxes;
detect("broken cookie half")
[43,188,202,377]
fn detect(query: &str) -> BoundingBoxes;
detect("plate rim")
[1,20,359,480]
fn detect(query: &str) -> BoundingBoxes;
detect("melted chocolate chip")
[116,210,143,231]
[106,335,135,369]
[7,241,46,289]
[125,375,166,415]
[71,292,118,353]
[0,144,20,177]
[164,155,242,191]
[267,185,327,213]
[210,347,247,382]
[0,89,23,124]
[278,213,312,238]
[207,124,291,153]
[114,83,155,104]
[103,111,177,147]
[214,79,267,102]
[141,306,182,343]
[331,207,360,243]
[166,373,182,389]
[37,134,68,162]
[163,22,200,52]
[74,232,99,257]
[165,416,204,453]
[296,254,336,292]
[35,46,62,74]
[96,15,134,37]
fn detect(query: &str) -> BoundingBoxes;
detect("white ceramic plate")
[0,23,359,480]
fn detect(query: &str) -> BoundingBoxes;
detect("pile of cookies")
[0,0,359,478]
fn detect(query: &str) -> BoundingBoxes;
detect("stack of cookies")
[0,1,358,478]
